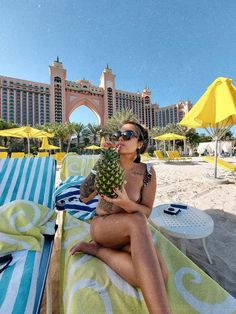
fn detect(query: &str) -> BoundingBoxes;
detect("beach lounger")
[140,152,152,161]
[57,160,236,313]
[51,152,66,165]
[0,157,56,313]
[37,151,49,157]
[59,206,236,313]
[154,150,172,161]
[11,152,25,158]
[60,154,100,181]
[0,152,8,159]
[172,150,192,160]
[203,156,236,172]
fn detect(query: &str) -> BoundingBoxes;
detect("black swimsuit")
[137,163,152,204]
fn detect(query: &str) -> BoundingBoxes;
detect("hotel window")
[54,76,63,123]
[107,87,113,118]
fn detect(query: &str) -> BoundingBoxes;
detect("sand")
[153,157,236,299]
[40,156,236,313]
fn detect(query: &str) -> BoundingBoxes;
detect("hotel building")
[0,58,192,129]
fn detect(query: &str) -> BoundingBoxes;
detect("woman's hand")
[101,186,130,210]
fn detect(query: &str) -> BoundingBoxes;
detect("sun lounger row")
[1,155,236,313]
[154,150,192,161]
[0,152,66,163]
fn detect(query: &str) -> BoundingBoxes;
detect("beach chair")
[11,152,25,158]
[37,151,49,157]
[172,150,192,160]
[140,152,152,162]
[60,154,100,181]
[203,156,236,172]
[166,151,175,159]
[154,150,172,161]
[51,152,66,165]
[59,208,236,313]
[0,157,56,313]
[0,152,8,159]
[58,162,236,313]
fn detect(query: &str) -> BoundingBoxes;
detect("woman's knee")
[128,212,149,233]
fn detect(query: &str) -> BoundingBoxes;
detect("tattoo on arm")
[80,172,96,199]
[98,198,113,213]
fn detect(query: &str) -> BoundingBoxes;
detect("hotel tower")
[0,58,192,129]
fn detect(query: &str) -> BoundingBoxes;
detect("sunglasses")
[111,130,138,141]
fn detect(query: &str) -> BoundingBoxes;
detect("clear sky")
[0,0,236,131]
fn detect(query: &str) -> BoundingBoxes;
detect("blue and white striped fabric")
[0,157,56,314]
[54,176,98,221]
[0,157,55,208]
[0,250,41,313]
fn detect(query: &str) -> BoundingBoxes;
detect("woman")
[70,121,172,314]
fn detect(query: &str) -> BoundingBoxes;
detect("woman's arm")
[101,167,156,217]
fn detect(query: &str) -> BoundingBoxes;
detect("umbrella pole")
[173,140,175,151]
[184,139,186,156]
[214,138,218,178]
[27,137,30,155]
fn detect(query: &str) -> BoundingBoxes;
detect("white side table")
[149,204,214,264]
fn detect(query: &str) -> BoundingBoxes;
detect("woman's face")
[113,123,142,154]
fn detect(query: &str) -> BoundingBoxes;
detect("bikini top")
[138,163,152,204]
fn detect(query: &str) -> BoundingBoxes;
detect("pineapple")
[95,148,125,198]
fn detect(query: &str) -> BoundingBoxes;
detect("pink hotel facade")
[0,58,192,129]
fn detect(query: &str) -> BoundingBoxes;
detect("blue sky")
[0,0,236,132]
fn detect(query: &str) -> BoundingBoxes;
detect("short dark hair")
[122,120,149,154]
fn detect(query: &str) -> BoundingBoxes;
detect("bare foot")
[70,241,101,256]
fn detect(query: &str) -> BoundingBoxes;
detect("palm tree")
[149,126,165,138]
[104,109,139,133]
[0,119,19,148]
[73,122,85,147]
[47,123,68,152]
[87,123,101,144]
[64,122,76,153]
[81,128,91,147]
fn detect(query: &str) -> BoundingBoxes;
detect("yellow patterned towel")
[60,155,100,181]
[60,213,236,314]
[0,200,56,254]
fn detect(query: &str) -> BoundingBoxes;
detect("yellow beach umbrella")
[0,146,8,149]
[39,137,60,150]
[180,77,236,178]
[85,145,101,150]
[0,126,54,154]
[153,133,186,151]
[85,144,101,155]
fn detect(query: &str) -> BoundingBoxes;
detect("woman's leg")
[71,241,168,287]
[71,241,138,286]
[74,213,171,314]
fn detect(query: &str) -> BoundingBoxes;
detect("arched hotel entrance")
[65,92,104,125]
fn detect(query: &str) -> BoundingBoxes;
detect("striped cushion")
[0,157,56,313]
[0,157,56,208]
[0,251,41,313]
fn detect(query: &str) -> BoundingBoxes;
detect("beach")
[41,156,236,313]
[152,156,236,299]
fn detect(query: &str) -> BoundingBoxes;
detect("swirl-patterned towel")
[0,200,56,313]
[60,213,236,314]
